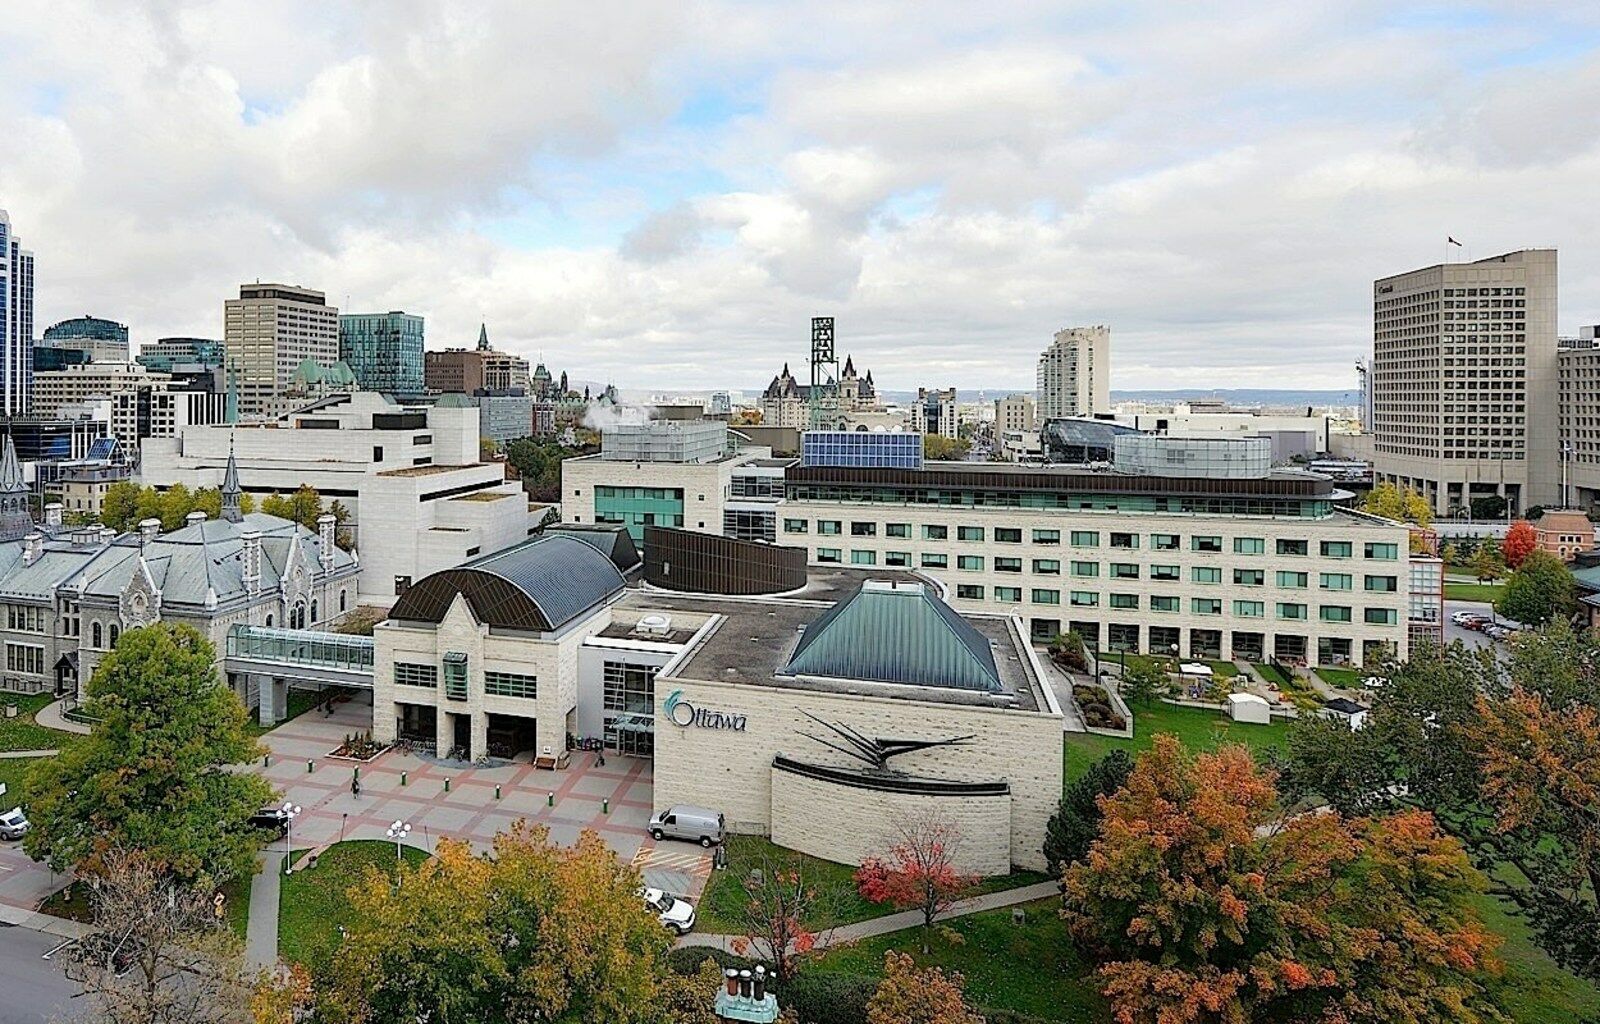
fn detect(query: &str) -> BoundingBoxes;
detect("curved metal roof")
[388,536,625,631]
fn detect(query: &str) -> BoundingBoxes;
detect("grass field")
[1473,891,1600,1021]
[1064,701,1291,784]
[1445,581,1504,602]
[0,692,77,753]
[279,840,429,976]
[0,755,41,805]
[1313,666,1363,689]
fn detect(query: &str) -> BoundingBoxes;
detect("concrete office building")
[136,337,225,373]
[909,387,958,438]
[1371,249,1558,515]
[1557,326,1600,510]
[1037,326,1110,420]
[38,316,130,365]
[472,390,535,445]
[994,394,1037,434]
[224,283,340,420]
[0,210,35,418]
[32,364,166,420]
[112,383,229,452]
[424,324,530,395]
[339,311,425,396]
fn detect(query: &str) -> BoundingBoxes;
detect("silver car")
[647,805,725,848]
[0,806,29,841]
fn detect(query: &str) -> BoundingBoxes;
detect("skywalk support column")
[260,675,287,727]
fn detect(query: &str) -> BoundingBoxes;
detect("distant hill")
[1111,388,1359,406]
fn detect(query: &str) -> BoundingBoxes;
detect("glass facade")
[801,430,923,469]
[226,623,375,673]
[595,485,684,542]
[603,661,655,757]
[338,311,425,395]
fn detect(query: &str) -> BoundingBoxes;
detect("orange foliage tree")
[1502,519,1537,569]
[730,855,839,984]
[866,951,985,1024]
[1063,735,1506,1024]
[855,812,979,953]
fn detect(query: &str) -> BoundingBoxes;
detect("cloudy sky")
[3,2,1599,394]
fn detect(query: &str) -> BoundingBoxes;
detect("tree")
[22,625,273,882]
[1119,659,1167,705]
[922,435,971,461]
[866,951,985,1024]
[1470,536,1506,583]
[98,482,253,534]
[1363,481,1433,527]
[855,813,979,953]
[1043,749,1133,873]
[1063,735,1505,1024]
[321,822,673,1024]
[1281,713,1393,816]
[1496,549,1575,626]
[480,437,501,460]
[1441,540,1461,567]
[1471,494,1508,520]
[730,852,840,984]
[1502,519,1537,569]
[261,485,352,549]
[101,480,144,532]
[506,437,594,503]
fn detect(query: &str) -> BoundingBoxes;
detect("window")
[1277,603,1307,620]
[924,525,949,540]
[1110,532,1138,549]
[310,600,318,623]
[1320,541,1352,558]
[394,575,412,596]
[850,550,877,565]
[109,624,119,647]
[602,662,657,754]
[1276,539,1308,556]
[1191,535,1222,553]
[394,662,438,688]
[5,643,42,674]
[1150,564,1180,581]
[1070,530,1100,547]
[994,586,1022,603]
[1233,600,1264,617]
[1364,607,1398,625]
[1032,529,1060,545]
[1039,589,1071,606]
[1071,561,1099,578]
[1364,542,1399,560]
[1032,559,1061,575]
[817,520,842,536]
[5,606,42,632]
[1319,573,1353,591]
[373,445,384,462]
[1233,568,1264,586]
[958,526,985,542]
[783,518,808,534]
[921,553,948,568]
[339,589,347,612]
[850,521,877,537]
[1319,605,1353,623]
[442,653,468,700]
[958,555,984,571]
[1364,575,1398,593]
[885,551,912,567]
[484,670,537,698]
[995,527,1022,543]
[817,547,841,564]
[956,584,984,600]
[1276,571,1308,589]
[1151,533,1180,550]
[1151,595,1180,613]
[1109,593,1139,610]
[1233,537,1265,555]
[994,557,1022,573]
[886,523,911,539]
[1192,567,1222,584]
[1192,598,1222,615]
[1109,563,1140,579]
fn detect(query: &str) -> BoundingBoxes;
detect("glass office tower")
[338,311,424,396]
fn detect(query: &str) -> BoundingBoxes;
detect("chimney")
[317,513,336,572]
[23,532,43,565]
[138,517,161,545]
[99,526,116,545]
[43,502,62,528]
[186,510,207,527]
[714,965,779,1023]
[241,530,262,594]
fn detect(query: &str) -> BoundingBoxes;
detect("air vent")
[633,613,672,636]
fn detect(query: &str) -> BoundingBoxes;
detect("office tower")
[1371,249,1557,515]
[0,209,36,417]
[39,315,130,365]
[995,393,1037,433]
[909,387,959,438]
[224,283,339,419]
[339,311,425,395]
[1037,325,1110,419]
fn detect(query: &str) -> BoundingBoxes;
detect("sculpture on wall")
[799,712,973,773]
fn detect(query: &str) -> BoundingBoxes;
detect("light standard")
[387,819,412,862]
[281,801,301,875]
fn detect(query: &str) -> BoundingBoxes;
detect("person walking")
[351,775,362,799]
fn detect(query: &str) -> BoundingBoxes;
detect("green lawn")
[1065,702,1290,785]
[0,755,41,805]
[0,692,77,753]
[42,869,255,939]
[1251,662,1291,686]
[1445,582,1504,602]
[279,839,429,976]
[695,836,1047,934]
[1314,666,1364,689]
[809,898,1105,1023]
[1473,891,1600,1021]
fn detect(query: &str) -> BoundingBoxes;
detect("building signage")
[663,689,747,731]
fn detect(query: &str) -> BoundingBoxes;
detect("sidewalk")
[0,902,90,939]
[244,851,283,970]
[33,700,91,736]
[677,879,1061,952]
[0,748,59,759]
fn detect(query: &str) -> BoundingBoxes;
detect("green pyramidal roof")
[783,580,1002,692]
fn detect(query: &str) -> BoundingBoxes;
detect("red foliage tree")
[855,813,979,953]
[1503,519,1537,569]
[729,860,833,984]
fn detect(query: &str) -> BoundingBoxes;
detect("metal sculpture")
[798,711,973,772]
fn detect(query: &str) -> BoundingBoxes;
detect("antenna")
[807,317,842,430]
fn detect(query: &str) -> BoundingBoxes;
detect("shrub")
[665,945,752,976]
[781,972,877,1024]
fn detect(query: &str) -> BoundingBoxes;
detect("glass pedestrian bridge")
[225,624,375,685]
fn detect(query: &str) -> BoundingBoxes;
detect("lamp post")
[281,802,301,875]
[387,819,412,862]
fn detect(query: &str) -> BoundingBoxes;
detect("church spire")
[220,437,243,524]
[477,323,490,351]
[0,434,33,542]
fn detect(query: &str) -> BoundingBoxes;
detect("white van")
[647,805,725,847]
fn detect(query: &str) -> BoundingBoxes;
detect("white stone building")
[1037,325,1111,419]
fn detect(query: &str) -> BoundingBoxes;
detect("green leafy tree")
[1496,549,1575,626]
[1043,749,1133,873]
[1471,494,1508,520]
[1119,659,1167,705]
[261,485,352,549]
[22,624,273,882]
[1281,713,1393,816]
[922,435,971,461]
[101,480,144,532]
[1470,536,1505,583]
[506,437,594,503]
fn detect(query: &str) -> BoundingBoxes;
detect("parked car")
[640,886,696,935]
[1451,610,1479,626]
[647,805,725,847]
[1461,616,1489,631]
[246,807,290,838]
[0,806,29,841]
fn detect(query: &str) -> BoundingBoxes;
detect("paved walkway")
[0,748,58,759]
[33,700,91,736]
[244,851,283,970]
[1033,655,1086,733]
[0,901,89,939]
[677,879,1062,952]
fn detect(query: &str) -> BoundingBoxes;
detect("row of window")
[4,605,45,633]
[785,520,1398,559]
[5,642,43,674]
[944,588,1397,623]
[392,662,539,700]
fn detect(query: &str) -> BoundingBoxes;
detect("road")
[0,926,81,1022]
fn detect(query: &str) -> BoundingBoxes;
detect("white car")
[0,806,29,841]
[640,886,696,935]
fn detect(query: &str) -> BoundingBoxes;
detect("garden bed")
[1070,682,1131,737]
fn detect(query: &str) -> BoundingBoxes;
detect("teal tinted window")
[594,485,684,542]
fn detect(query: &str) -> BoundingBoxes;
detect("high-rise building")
[0,210,36,417]
[339,311,425,395]
[224,283,339,419]
[1037,326,1110,420]
[1371,249,1557,515]
[39,316,130,364]
[909,387,959,438]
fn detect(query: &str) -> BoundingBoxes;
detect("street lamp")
[387,819,412,861]
[281,802,301,875]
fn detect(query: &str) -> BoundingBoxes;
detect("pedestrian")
[351,775,361,798]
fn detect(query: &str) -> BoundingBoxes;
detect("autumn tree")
[855,813,979,953]
[23,624,273,882]
[1119,659,1167,705]
[1502,519,1537,569]
[866,951,985,1024]
[1496,549,1575,626]
[922,435,971,461]
[1044,749,1133,873]
[1063,735,1505,1024]
[731,852,842,984]
[1362,481,1433,527]
[1470,536,1506,583]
